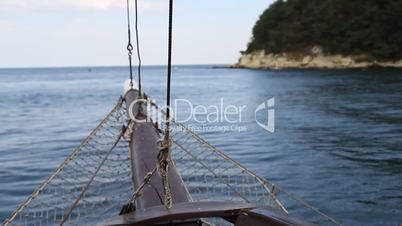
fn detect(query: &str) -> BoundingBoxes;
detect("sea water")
[0,66,401,225]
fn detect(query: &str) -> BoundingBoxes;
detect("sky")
[0,0,274,68]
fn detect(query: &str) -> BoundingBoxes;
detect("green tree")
[246,0,402,60]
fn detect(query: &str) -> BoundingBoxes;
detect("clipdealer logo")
[255,97,275,133]
[128,97,275,133]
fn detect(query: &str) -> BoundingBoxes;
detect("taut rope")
[126,0,134,88]
[134,0,142,95]
[125,0,142,94]
[157,0,175,209]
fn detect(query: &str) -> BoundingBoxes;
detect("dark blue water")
[0,66,401,225]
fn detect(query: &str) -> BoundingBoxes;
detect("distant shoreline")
[232,49,402,70]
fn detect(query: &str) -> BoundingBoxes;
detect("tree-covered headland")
[246,0,402,60]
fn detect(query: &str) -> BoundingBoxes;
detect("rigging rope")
[126,0,142,94]
[120,168,157,215]
[157,0,174,209]
[165,0,174,132]
[126,0,134,88]
[134,0,142,95]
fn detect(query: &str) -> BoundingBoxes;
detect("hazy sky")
[0,0,274,68]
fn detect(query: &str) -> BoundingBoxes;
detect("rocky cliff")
[234,47,402,69]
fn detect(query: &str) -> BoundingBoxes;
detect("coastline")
[232,48,402,70]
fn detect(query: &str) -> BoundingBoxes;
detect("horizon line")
[0,63,231,70]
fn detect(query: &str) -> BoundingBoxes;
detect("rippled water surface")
[0,66,401,225]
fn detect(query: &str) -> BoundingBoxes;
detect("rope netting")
[3,97,341,226]
[3,98,133,226]
[168,123,286,226]
[148,100,342,226]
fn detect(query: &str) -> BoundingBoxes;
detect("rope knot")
[156,138,171,176]
[156,138,173,209]
[156,138,172,151]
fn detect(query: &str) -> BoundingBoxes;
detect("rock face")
[233,47,402,69]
